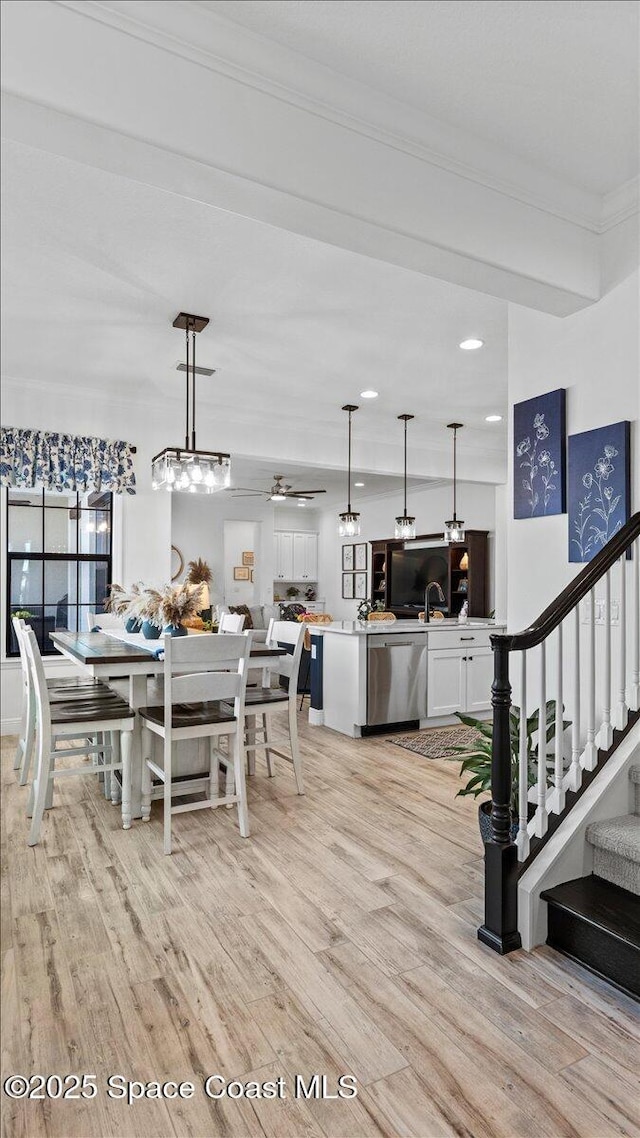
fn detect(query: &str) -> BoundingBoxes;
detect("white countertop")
[311,619,504,636]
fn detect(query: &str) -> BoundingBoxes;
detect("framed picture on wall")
[568,420,630,563]
[342,573,354,599]
[513,387,566,519]
[354,572,368,600]
[342,545,354,571]
[242,551,255,567]
[354,543,367,571]
[234,566,250,581]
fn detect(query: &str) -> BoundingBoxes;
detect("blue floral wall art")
[513,388,566,519]
[568,420,631,563]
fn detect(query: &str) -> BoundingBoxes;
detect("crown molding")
[600,176,640,233]
[54,0,615,235]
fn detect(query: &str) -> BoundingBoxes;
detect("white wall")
[507,271,639,634]
[317,479,499,620]
[223,519,260,607]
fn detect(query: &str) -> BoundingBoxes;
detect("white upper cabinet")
[275,531,294,580]
[275,531,318,581]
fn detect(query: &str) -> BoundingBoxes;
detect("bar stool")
[227,619,305,794]
[139,632,252,854]
[11,617,113,789]
[21,628,135,845]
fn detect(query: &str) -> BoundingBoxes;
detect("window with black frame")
[6,488,113,656]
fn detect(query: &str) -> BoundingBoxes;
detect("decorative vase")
[125,617,142,633]
[141,620,161,640]
[163,623,188,637]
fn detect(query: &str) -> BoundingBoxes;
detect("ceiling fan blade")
[284,489,327,496]
[226,486,266,493]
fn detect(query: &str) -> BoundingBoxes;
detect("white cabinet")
[427,649,466,717]
[427,646,493,717]
[274,532,294,580]
[465,649,494,714]
[275,531,318,582]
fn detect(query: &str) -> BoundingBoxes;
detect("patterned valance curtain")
[0,427,136,494]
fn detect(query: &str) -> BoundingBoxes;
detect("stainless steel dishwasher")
[367,633,427,725]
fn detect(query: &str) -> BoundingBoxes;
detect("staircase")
[541,764,640,999]
[480,511,640,973]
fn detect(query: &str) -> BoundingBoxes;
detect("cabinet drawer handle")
[460,636,475,641]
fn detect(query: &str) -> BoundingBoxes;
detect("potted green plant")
[448,702,571,842]
[356,598,384,622]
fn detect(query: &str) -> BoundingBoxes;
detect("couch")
[218,603,281,643]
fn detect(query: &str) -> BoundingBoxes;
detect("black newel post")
[477,636,522,954]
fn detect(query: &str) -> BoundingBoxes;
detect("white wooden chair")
[218,612,246,633]
[228,619,305,795]
[21,628,135,845]
[11,616,110,788]
[139,632,252,855]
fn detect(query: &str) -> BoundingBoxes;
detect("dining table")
[50,630,286,820]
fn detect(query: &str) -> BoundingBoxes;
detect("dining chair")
[139,632,252,855]
[11,616,111,788]
[227,619,305,795]
[218,612,246,634]
[86,611,124,631]
[21,628,135,846]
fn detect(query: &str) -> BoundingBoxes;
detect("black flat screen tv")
[389,545,449,611]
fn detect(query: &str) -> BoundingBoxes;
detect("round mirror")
[171,544,184,581]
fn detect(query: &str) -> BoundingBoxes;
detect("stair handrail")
[495,512,640,652]
[479,511,640,957]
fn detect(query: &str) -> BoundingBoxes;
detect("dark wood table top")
[50,631,284,666]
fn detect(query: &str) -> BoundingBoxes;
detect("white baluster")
[535,641,548,837]
[550,624,565,813]
[516,651,530,860]
[617,553,628,728]
[582,590,598,770]
[600,571,613,748]
[631,539,640,712]
[568,606,582,791]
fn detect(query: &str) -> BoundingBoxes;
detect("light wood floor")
[2,717,639,1138]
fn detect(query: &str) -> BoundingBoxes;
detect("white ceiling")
[1,139,507,474]
[226,457,437,506]
[203,0,639,196]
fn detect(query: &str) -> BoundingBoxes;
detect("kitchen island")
[308,619,505,737]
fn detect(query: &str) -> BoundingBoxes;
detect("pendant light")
[152,313,231,494]
[395,414,416,539]
[338,404,360,537]
[444,422,465,543]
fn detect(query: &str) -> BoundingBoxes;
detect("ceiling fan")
[228,474,327,502]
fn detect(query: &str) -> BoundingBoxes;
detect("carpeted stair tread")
[586,814,640,863]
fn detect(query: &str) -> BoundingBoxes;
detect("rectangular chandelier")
[152,448,231,494]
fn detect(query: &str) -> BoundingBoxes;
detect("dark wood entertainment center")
[370,530,489,619]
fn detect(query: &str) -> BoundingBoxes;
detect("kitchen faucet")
[424,580,445,622]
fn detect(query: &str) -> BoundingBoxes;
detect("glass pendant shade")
[152,449,231,494]
[338,511,360,538]
[444,517,465,543]
[153,312,231,495]
[395,514,416,539]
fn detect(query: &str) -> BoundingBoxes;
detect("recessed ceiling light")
[360,390,379,399]
[354,481,365,487]
[485,414,502,422]
[459,338,484,350]
[297,500,306,507]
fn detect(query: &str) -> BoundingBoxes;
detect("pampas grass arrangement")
[187,558,212,612]
[104,581,203,629]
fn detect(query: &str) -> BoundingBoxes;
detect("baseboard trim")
[1,719,20,737]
